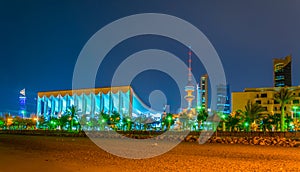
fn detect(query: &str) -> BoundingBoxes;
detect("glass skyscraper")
[273,55,292,87]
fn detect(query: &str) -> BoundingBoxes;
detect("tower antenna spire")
[188,46,192,82]
[184,46,195,110]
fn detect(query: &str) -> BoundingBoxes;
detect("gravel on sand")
[1,134,300,172]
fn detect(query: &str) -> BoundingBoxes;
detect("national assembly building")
[37,86,161,123]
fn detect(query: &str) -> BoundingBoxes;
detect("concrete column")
[129,89,133,118]
[91,94,95,118]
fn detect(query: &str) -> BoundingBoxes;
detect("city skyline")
[1,1,300,113]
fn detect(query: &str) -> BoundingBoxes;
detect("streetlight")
[167,116,172,121]
[21,110,26,119]
[244,122,249,131]
[196,106,202,112]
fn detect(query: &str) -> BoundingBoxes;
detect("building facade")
[216,84,231,115]
[200,74,208,110]
[19,89,27,118]
[37,86,161,122]
[273,55,292,87]
[232,86,300,118]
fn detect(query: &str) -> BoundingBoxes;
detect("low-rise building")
[232,86,300,117]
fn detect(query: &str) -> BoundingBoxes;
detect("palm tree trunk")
[78,124,81,132]
[198,121,202,131]
[281,105,285,132]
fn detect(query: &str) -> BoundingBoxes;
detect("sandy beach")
[1,134,300,172]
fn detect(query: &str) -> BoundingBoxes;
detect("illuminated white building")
[37,86,161,122]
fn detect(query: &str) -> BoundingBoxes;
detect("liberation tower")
[184,48,195,109]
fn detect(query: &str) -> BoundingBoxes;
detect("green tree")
[65,105,78,132]
[178,113,189,130]
[121,115,132,131]
[4,114,12,129]
[218,112,227,131]
[87,117,98,130]
[226,110,245,131]
[134,114,147,130]
[78,114,88,131]
[244,100,265,131]
[57,115,69,130]
[37,115,46,129]
[110,111,121,130]
[20,118,26,129]
[285,115,293,131]
[98,112,110,130]
[12,116,22,130]
[48,117,59,130]
[162,113,175,130]
[0,117,5,129]
[24,118,34,130]
[293,118,300,132]
[197,109,208,131]
[259,114,273,132]
[274,87,295,131]
[262,113,281,131]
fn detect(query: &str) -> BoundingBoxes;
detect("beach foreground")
[1,134,300,172]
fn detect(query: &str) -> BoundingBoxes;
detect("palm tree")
[218,112,227,131]
[98,112,110,130]
[20,118,26,130]
[88,117,98,131]
[37,115,45,129]
[259,114,273,132]
[12,116,22,130]
[178,113,189,130]
[274,87,295,131]
[285,115,293,131]
[65,105,78,132]
[3,113,13,130]
[134,114,147,130]
[262,113,281,131]
[162,113,175,130]
[48,117,59,130]
[293,118,300,132]
[197,109,208,131]
[244,100,265,131]
[110,111,121,130]
[0,117,5,129]
[78,114,87,131]
[24,118,34,130]
[226,110,245,131]
[121,115,132,131]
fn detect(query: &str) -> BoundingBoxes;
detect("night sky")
[1,0,300,114]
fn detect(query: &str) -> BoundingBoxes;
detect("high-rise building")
[196,83,201,108]
[200,74,208,110]
[19,88,27,118]
[216,84,231,115]
[273,55,292,87]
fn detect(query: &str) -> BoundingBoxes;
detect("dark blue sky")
[1,0,300,113]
